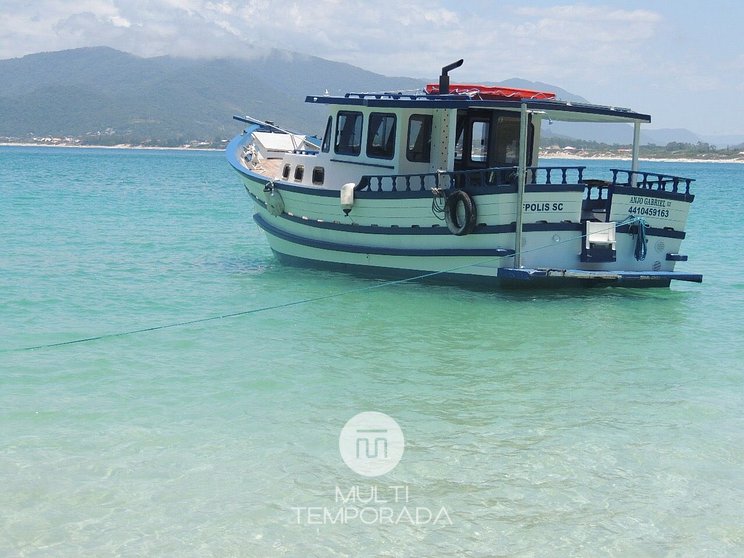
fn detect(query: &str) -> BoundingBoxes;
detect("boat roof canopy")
[305,93,651,124]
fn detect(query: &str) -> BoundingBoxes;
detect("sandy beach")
[3,142,743,162]
[541,149,744,164]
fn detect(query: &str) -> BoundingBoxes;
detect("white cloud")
[0,0,742,134]
[0,1,662,81]
[109,15,130,28]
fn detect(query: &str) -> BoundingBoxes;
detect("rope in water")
[3,220,635,353]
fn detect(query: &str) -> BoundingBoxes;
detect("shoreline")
[2,142,744,163]
[540,152,744,164]
[0,142,222,152]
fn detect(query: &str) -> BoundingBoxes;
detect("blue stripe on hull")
[497,267,702,286]
[272,252,702,289]
[271,250,501,287]
[254,213,516,257]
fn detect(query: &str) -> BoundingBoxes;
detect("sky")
[1,0,742,138]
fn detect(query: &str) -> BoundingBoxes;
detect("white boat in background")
[227,60,702,287]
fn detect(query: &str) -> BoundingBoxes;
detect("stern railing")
[611,169,695,196]
[355,166,695,200]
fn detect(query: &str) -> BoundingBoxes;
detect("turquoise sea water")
[1,146,743,556]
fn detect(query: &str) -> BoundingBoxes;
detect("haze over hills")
[1,47,740,148]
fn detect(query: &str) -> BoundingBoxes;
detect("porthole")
[312,167,325,185]
[294,165,304,182]
[282,164,291,179]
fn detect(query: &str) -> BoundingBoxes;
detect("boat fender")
[340,182,356,216]
[444,190,477,236]
[263,182,285,216]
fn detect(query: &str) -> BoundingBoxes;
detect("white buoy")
[263,183,285,216]
[340,183,356,215]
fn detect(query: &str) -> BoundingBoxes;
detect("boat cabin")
[260,69,649,198]
[273,100,542,191]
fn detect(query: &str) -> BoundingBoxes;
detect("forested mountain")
[0,47,423,145]
[2,47,731,148]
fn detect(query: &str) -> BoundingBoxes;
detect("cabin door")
[454,110,533,171]
[454,110,491,171]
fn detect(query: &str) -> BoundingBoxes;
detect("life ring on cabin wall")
[444,190,477,236]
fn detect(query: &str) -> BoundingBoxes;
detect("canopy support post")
[515,103,529,268]
[631,121,641,187]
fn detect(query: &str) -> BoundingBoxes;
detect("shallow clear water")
[1,147,743,556]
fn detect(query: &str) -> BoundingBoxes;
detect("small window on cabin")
[312,166,325,185]
[294,165,304,181]
[406,114,432,163]
[470,120,489,163]
[334,111,363,156]
[282,164,291,179]
[321,116,332,153]
[366,113,396,159]
[454,121,465,161]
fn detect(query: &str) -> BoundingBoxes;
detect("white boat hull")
[229,158,697,287]
[227,91,701,288]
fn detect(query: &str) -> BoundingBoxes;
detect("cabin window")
[455,110,533,170]
[312,166,325,185]
[455,123,465,162]
[455,110,495,169]
[493,116,521,166]
[321,116,332,153]
[282,164,291,179]
[335,111,363,156]
[470,120,489,163]
[406,114,432,163]
[366,113,396,159]
[294,165,304,181]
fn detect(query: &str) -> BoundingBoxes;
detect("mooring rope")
[2,220,630,353]
[617,214,650,261]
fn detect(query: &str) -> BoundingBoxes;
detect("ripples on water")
[1,148,742,556]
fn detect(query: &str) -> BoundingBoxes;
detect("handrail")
[527,166,585,184]
[610,169,695,196]
[581,179,612,201]
[357,165,587,193]
[356,166,696,197]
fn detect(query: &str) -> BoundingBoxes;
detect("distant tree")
[665,141,691,151]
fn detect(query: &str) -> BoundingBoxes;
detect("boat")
[226,59,702,287]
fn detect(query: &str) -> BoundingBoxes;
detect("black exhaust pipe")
[438,59,464,94]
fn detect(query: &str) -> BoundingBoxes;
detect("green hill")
[0,47,424,146]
